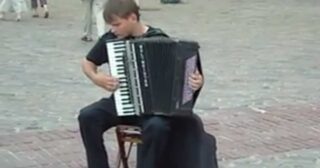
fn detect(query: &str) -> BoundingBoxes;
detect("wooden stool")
[115,125,142,168]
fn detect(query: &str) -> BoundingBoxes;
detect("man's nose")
[111,28,116,33]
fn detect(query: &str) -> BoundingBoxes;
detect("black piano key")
[121,101,131,104]
[122,107,134,110]
[123,111,135,114]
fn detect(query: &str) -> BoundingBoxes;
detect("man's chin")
[116,35,125,39]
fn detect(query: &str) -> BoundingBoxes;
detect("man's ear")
[128,13,138,22]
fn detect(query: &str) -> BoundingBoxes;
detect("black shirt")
[86,26,169,66]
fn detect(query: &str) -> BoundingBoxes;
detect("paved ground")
[0,0,320,167]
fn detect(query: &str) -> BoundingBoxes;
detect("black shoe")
[44,12,49,18]
[32,14,39,18]
[81,36,93,42]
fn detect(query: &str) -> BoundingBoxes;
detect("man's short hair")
[103,0,140,23]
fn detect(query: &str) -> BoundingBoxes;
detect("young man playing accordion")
[78,0,218,167]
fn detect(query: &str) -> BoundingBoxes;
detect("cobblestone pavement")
[0,0,320,167]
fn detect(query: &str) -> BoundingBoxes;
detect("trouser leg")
[78,98,120,168]
[83,0,94,37]
[137,116,171,168]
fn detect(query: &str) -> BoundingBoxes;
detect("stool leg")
[116,152,121,168]
[126,142,134,159]
[116,130,129,168]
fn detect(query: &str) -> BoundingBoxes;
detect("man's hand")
[92,72,119,92]
[188,70,203,91]
[81,58,119,92]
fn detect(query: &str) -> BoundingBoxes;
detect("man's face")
[109,14,136,39]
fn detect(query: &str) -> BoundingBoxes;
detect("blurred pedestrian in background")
[30,0,49,18]
[0,0,27,21]
[81,0,95,42]
[81,0,107,42]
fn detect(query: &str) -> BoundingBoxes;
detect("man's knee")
[78,106,95,125]
[143,117,171,136]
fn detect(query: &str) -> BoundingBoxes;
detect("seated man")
[78,0,218,167]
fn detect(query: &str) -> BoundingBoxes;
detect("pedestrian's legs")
[31,0,38,8]
[39,0,47,6]
[0,0,10,15]
[11,0,23,21]
[39,0,48,18]
[31,0,39,17]
[82,0,94,41]
[93,2,107,37]
[78,98,120,168]
[137,116,171,168]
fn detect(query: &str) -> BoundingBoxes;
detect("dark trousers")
[31,0,47,8]
[78,97,218,168]
[78,97,172,168]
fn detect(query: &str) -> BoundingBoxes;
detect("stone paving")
[0,0,320,167]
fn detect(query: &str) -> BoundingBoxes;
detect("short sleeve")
[86,38,108,66]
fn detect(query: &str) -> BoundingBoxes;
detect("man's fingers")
[104,81,119,92]
[195,69,200,75]
[190,73,202,80]
[189,80,201,87]
[189,82,200,91]
[188,77,201,90]
[189,75,201,83]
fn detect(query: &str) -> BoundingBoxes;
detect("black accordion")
[106,37,201,116]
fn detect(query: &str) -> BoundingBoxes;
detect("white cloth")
[94,0,107,37]
[82,0,107,38]
[0,0,27,13]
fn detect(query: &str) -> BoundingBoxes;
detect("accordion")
[106,37,201,116]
